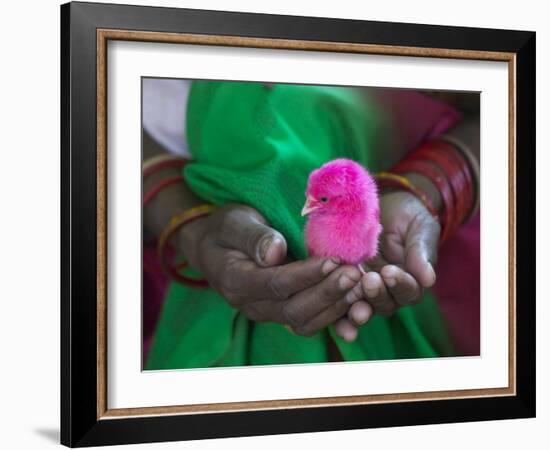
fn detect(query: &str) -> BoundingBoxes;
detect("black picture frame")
[61,1,535,447]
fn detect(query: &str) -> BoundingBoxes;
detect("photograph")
[0,0,543,446]
[141,78,481,371]
[59,2,535,446]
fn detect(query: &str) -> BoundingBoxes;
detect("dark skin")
[180,205,365,337]
[144,132,364,339]
[144,93,480,343]
[334,96,480,340]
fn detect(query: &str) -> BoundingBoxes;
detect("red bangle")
[144,247,188,275]
[437,140,474,214]
[397,140,474,243]
[143,159,186,178]
[143,175,184,206]
[414,141,473,236]
[392,159,455,242]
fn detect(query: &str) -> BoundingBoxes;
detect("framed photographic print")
[60,1,536,447]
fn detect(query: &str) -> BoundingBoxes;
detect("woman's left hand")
[334,190,441,341]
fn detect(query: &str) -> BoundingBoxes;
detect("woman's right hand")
[176,204,364,338]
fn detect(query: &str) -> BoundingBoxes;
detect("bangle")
[157,204,216,287]
[143,175,184,206]
[438,134,480,222]
[391,139,475,244]
[374,172,438,218]
[392,159,455,242]
[436,140,473,224]
[143,154,187,179]
[414,141,474,236]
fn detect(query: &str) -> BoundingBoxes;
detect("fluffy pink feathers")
[302,158,382,265]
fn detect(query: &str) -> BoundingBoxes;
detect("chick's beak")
[301,195,320,216]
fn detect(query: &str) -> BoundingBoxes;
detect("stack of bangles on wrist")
[143,154,215,287]
[375,137,479,244]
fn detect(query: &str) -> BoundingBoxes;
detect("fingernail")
[385,277,397,288]
[424,263,436,287]
[365,287,379,299]
[339,274,355,290]
[345,291,357,304]
[343,328,357,342]
[363,273,378,291]
[382,265,399,277]
[354,308,372,325]
[259,237,272,261]
[321,258,340,276]
[355,315,369,326]
[345,285,362,304]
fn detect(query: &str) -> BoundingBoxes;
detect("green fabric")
[146,81,453,370]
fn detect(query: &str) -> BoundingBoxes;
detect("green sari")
[146,81,453,370]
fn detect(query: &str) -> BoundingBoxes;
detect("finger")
[240,299,279,323]
[217,206,287,267]
[361,271,396,316]
[405,215,440,288]
[281,266,362,330]
[362,254,388,272]
[334,318,358,342]
[223,255,342,305]
[290,298,349,337]
[379,230,406,264]
[348,301,373,326]
[380,265,423,307]
[293,281,365,336]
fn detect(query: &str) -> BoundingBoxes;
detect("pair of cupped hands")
[179,191,440,342]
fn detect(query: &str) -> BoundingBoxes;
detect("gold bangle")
[375,171,439,219]
[157,204,216,287]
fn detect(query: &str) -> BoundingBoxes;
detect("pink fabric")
[370,89,463,152]
[375,90,480,355]
[434,213,481,356]
[142,244,169,364]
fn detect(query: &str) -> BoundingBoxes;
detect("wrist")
[375,172,439,219]
[403,172,442,211]
[143,178,190,235]
[175,214,209,265]
[143,163,204,236]
[389,139,476,243]
[156,205,216,287]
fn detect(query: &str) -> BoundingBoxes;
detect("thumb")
[405,216,440,288]
[218,205,287,267]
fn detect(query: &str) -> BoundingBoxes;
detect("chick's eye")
[320,197,329,203]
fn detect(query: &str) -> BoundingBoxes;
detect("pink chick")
[302,158,382,266]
